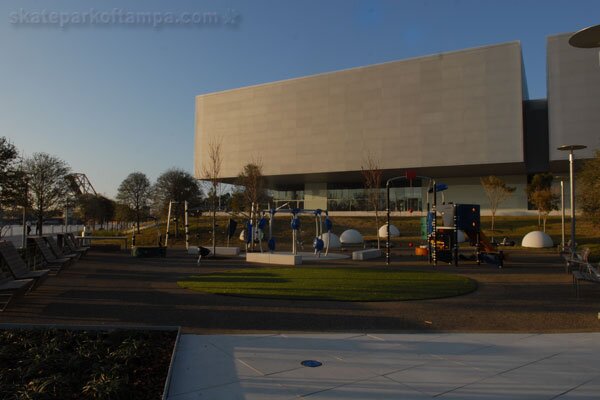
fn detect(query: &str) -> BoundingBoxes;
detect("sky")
[1,0,599,198]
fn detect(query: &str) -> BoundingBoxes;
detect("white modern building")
[194,33,599,213]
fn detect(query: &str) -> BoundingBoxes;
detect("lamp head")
[569,25,600,48]
[557,145,587,151]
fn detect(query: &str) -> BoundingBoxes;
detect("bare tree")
[236,160,266,214]
[116,172,152,233]
[361,154,383,248]
[23,153,70,234]
[526,173,558,232]
[202,137,223,255]
[480,175,516,233]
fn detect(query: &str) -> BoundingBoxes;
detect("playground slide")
[477,231,497,253]
[464,230,496,253]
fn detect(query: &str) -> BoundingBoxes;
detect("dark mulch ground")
[1,248,599,333]
[0,328,176,399]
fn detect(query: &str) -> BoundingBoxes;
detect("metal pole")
[386,183,390,265]
[184,201,189,250]
[21,206,26,248]
[560,180,565,250]
[165,201,173,247]
[432,180,437,267]
[569,151,576,259]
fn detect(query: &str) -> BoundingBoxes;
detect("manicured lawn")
[178,267,477,301]
[0,329,176,399]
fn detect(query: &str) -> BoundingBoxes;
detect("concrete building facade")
[195,33,598,213]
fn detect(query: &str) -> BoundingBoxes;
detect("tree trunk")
[136,206,141,234]
[37,214,43,236]
[212,190,217,255]
[491,211,495,232]
[543,214,547,232]
[375,209,380,249]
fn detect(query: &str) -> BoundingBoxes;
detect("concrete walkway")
[167,332,600,399]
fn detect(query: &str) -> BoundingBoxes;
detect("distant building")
[195,33,599,213]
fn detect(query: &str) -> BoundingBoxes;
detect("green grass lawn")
[178,267,477,301]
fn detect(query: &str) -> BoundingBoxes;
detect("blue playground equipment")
[261,206,333,257]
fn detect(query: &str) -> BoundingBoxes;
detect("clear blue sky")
[1,0,599,197]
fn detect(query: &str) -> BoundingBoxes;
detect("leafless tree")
[526,173,558,232]
[480,175,516,233]
[236,159,266,214]
[202,137,223,255]
[361,154,383,248]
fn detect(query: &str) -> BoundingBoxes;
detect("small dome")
[521,231,554,248]
[239,228,263,242]
[378,224,400,238]
[340,229,363,244]
[320,232,341,248]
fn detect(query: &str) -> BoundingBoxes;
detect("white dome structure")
[378,224,400,238]
[239,229,263,242]
[320,232,341,248]
[340,229,363,245]
[521,231,554,248]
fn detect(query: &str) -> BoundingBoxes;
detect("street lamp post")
[560,179,565,250]
[553,176,566,251]
[557,145,587,259]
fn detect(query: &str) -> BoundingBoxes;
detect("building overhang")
[218,162,529,188]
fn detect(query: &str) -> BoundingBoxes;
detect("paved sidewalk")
[168,332,600,399]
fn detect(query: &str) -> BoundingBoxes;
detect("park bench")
[0,241,49,288]
[562,247,590,273]
[572,262,600,299]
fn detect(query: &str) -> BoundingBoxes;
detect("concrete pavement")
[167,332,600,399]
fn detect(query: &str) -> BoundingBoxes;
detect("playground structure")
[385,173,437,265]
[133,200,240,259]
[429,203,504,268]
[243,205,334,256]
[244,205,349,265]
[386,172,503,268]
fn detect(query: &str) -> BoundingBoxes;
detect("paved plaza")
[168,332,600,399]
[2,249,600,399]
